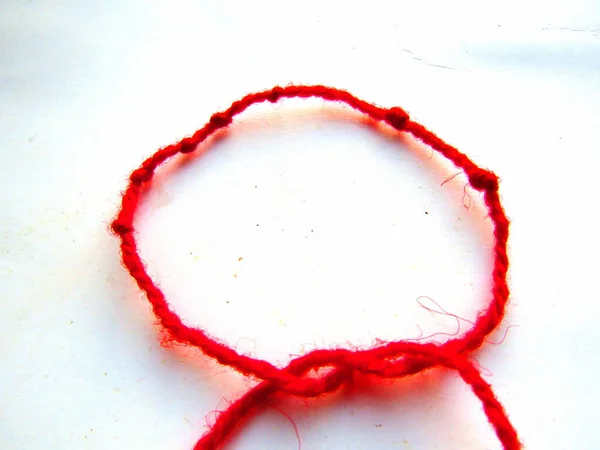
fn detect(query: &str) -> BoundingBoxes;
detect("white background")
[1,1,599,449]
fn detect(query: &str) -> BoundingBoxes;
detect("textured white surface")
[1,1,599,449]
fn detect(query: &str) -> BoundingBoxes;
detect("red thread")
[268,405,302,450]
[412,296,462,342]
[111,85,520,449]
[414,296,517,346]
[440,171,462,186]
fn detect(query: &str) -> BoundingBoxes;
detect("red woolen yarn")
[111,85,520,449]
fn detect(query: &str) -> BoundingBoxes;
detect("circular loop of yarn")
[111,85,520,450]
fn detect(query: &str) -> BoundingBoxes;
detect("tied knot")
[267,86,284,103]
[179,138,196,154]
[469,169,499,192]
[281,365,354,397]
[209,112,232,128]
[111,218,133,235]
[273,344,442,398]
[129,168,152,184]
[384,107,410,131]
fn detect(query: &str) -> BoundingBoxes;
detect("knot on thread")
[468,169,499,192]
[384,106,410,131]
[111,218,133,235]
[267,86,284,103]
[190,340,524,450]
[129,168,153,184]
[209,112,233,129]
[280,365,353,398]
[179,137,197,154]
[256,344,443,399]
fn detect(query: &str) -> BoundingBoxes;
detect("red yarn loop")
[112,85,520,450]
